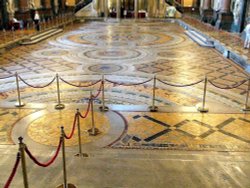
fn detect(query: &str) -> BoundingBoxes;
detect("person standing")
[244,22,250,49]
[34,10,40,31]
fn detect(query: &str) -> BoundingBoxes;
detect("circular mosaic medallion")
[83,49,141,60]
[40,50,69,56]
[88,64,124,73]
[27,110,110,146]
[97,33,145,42]
[158,50,195,60]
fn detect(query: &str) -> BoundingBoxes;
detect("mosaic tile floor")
[110,112,250,152]
[0,108,38,144]
[0,20,248,110]
[28,110,110,147]
[0,20,249,152]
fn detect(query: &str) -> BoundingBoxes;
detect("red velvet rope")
[79,99,91,119]
[208,79,248,90]
[157,78,204,87]
[105,78,153,86]
[25,138,62,167]
[18,76,56,88]
[0,74,14,80]
[59,76,102,88]
[64,114,78,139]
[91,81,103,99]
[4,152,20,188]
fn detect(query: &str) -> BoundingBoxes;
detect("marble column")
[203,0,211,9]
[44,0,51,8]
[147,0,157,18]
[99,0,105,17]
[134,0,138,19]
[220,0,231,13]
[19,0,29,12]
[104,0,108,19]
[1,0,8,29]
[116,0,120,20]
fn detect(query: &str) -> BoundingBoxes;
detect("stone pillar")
[203,0,211,9]
[104,0,108,19]
[54,0,59,15]
[1,0,8,29]
[134,0,138,19]
[215,0,233,30]
[116,0,120,20]
[45,0,51,8]
[220,0,231,13]
[99,0,105,17]
[147,0,157,18]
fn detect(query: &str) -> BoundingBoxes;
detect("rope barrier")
[91,81,103,99]
[4,152,21,188]
[208,79,248,90]
[18,76,56,88]
[157,78,204,87]
[79,99,91,119]
[24,138,62,167]
[105,78,153,86]
[64,114,77,139]
[0,74,14,80]
[59,76,102,88]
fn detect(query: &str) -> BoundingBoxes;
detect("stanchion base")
[15,102,25,107]
[88,128,100,136]
[197,107,209,113]
[149,106,158,112]
[56,183,76,188]
[75,153,89,157]
[55,104,65,110]
[99,106,109,112]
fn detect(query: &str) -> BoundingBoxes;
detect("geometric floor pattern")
[0,21,248,111]
[110,112,250,152]
[28,110,110,146]
[0,20,249,152]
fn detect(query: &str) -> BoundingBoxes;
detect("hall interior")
[0,0,250,188]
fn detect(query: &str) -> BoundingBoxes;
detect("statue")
[244,22,250,49]
[92,0,98,11]
[6,0,15,15]
[213,0,221,12]
[232,0,243,25]
[166,6,176,18]
[29,0,36,9]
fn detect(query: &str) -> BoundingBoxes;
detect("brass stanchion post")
[75,109,88,157]
[18,137,29,188]
[55,74,65,110]
[15,72,25,107]
[61,127,67,188]
[198,76,209,113]
[100,75,109,111]
[149,75,158,112]
[88,92,99,136]
[243,78,250,111]
[59,127,68,188]
[57,127,77,188]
